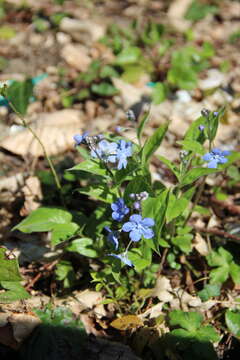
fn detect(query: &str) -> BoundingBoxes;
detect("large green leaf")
[169,310,203,332]
[13,207,72,233]
[225,310,240,338]
[0,248,22,282]
[181,167,218,186]
[51,222,79,245]
[69,159,110,178]
[66,238,97,258]
[6,79,34,115]
[140,122,168,164]
[0,281,30,303]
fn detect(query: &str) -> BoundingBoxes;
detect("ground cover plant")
[0,1,240,359]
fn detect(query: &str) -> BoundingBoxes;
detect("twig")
[194,226,240,244]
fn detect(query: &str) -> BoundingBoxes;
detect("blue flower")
[91,140,117,163]
[198,125,205,131]
[104,226,119,250]
[108,252,133,267]
[115,140,132,170]
[111,198,129,222]
[122,214,155,242]
[73,131,89,146]
[202,148,230,168]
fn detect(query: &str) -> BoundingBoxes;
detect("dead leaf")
[1,109,84,157]
[167,0,192,31]
[61,43,91,71]
[194,233,210,256]
[152,276,174,303]
[110,315,143,331]
[60,17,105,44]
[20,176,43,216]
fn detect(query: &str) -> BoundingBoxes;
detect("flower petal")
[142,228,154,239]
[122,222,135,232]
[218,157,228,164]
[129,214,142,223]
[207,159,218,168]
[202,153,212,161]
[129,229,142,242]
[141,218,155,227]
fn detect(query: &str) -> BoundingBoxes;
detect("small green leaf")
[13,207,72,233]
[225,310,240,338]
[196,325,220,342]
[185,1,218,21]
[178,139,205,155]
[66,238,97,258]
[209,266,229,284]
[0,248,22,282]
[157,155,180,180]
[77,184,117,203]
[115,46,141,65]
[137,110,150,144]
[152,82,168,104]
[51,222,79,245]
[169,310,203,332]
[0,281,30,303]
[69,159,110,178]
[181,168,218,186]
[198,284,221,301]
[6,79,34,115]
[141,123,168,164]
[229,263,240,285]
[172,234,193,254]
[166,194,189,222]
[91,82,118,96]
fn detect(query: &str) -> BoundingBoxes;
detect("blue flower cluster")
[73,133,132,170]
[202,148,230,168]
[92,139,132,170]
[107,197,155,267]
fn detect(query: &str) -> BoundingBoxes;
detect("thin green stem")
[183,175,207,226]
[4,95,65,205]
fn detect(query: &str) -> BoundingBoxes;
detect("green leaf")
[55,261,75,288]
[100,65,119,78]
[13,207,72,233]
[184,115,207,143]
[91,82,118,96]
[6,79,34,115]
[229,263,240,285]
[121,65,145,83]
[0,281,30,303]
[124,175,152,201]
[198,284,221,302]
[140,122,168,164]
[181,168,218,186]
[169,310,203,332]
[142,190,169,252]
[128,251,151,272]
[137,110,150,144]
[172,234,193,254]
[152,83,168,104]
[115,46,141,65]
[166,194,189,222]
[69,159,110,178]
[178,139,205,155]
[225,310,240,338]
[51,222,79,245]
[0,25,16,39]
[157,155,180,180]
[0,248,22,282]
[207,247,232,267]
[209,266,229,284]
[196,325,220,343]
[185,1,218,21]
[66,238,97,258]
[77,184,117,203]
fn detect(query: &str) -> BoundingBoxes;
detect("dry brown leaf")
[60,17,105,44]
[110,315,143,331]
[61,43,91,71]
[194,233,210,256]
[151,276,174,303]
[74,290,103,310]
[167,0,192,31]
[1,109,84,157]
[20,176,43,216]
